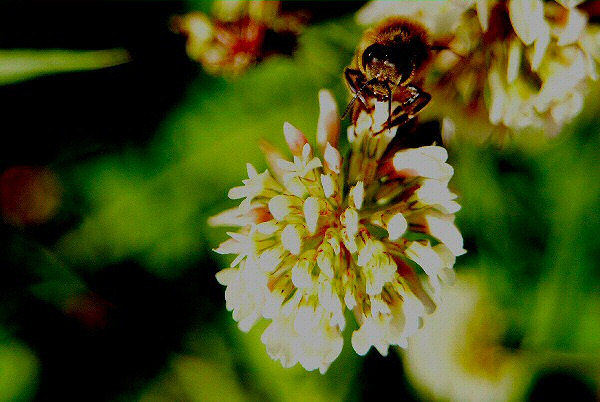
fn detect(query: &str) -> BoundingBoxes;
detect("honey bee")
[344,18,439,129]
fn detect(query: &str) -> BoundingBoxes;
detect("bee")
[344,18,439,130]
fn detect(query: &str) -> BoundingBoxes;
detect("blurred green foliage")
[55,17,363,276]
[0,331,39,402]
[0,49,129,85]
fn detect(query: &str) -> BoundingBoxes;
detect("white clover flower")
[211,89,465,372]
[403,273,529,402]
[357,0,600,140]
[172,1,305,77]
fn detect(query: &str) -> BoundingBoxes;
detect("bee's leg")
[389,111,411,127]
[344,68,370,112]
[403,86,431,118]
[388,88,431,128]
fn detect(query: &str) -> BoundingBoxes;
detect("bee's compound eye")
[362,44,389,69]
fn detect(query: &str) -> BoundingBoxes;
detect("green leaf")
[0,49,130,85]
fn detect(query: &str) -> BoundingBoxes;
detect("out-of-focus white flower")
[211,89,465,372]
[403,273,530,402]
[172,1,306,76]
[357,0,600,140]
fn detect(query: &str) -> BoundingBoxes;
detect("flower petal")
[317,90,340,154]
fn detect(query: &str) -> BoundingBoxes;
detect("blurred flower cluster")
[358,0,600,140]
[404,273,528,402]
[172,0,306,76]
[211,90,465,373]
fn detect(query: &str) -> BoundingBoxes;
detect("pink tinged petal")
[557,7,587,46]
[283,122,308,156]
[425,214,466,256]
[324,142,342,174]
[317,89,340,153]
[303,197,320,234]
[259,139,287,183]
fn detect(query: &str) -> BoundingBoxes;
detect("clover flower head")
[211,89,465,373]
[358,0,600,140]
[403,274,527,402]
[173,1,305,77]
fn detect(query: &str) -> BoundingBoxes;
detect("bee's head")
[361,42,415,86]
